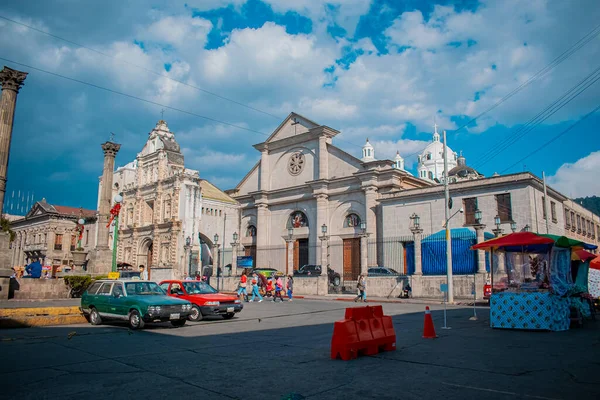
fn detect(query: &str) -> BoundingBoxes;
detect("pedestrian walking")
[355,274,367,302]
[237,271,249,302]
[274,275,284,302]
[250,273,264,302]
[286,275,294,301]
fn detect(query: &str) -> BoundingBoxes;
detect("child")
[237,271,248,302]
[274,275,284,302]
[266,277,274,298]
[286,275,294,301]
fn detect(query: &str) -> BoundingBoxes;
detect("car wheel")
[333,276,341,287]
[171,319,186,327]
[222,313,235,320]
[89,308,102,326]
[188,305,203,322]
[129,310,145,330]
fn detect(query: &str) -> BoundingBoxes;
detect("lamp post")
[359,221,369,276]
[286,227,294,276]
[473,209,487,275]
[510,221,517,233]
[185,236,192,278]
[76,218,85,249]
[213,233,219,290]
[110,194,123,273]
[410,213,424,276]
[493,215,503,237]
[524,224,530,232]
[320,223,329,273]
[231,232,239,275]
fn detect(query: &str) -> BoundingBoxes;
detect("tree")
[573,196,600,216]
[0,216,15,242]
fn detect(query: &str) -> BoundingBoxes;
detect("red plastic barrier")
[331,305,396,360]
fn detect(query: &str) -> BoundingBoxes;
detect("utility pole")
[443,130,454,303]
[542,171,550,234]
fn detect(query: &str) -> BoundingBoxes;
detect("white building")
[227,112,430,281]
[417,125,458,182]
[98,120,238,281]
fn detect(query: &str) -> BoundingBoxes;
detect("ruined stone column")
[474,224,487,274]
[96,141,121,249]
[0,67,28,214]
[411,228,423,276]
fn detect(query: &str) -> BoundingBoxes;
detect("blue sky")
[0,0,599,213]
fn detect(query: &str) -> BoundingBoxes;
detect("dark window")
[577,215,581,232]
[496,194,512,222]
[70,235,76,251]
[97,283,113,295]
[565,208,570,228]
[54,234,63,251]
[583,219,587,235]
[85,230,89,245]
[542,196,547,220]
[463,198,478,225]
[550,202,557,223]
[571,212,576,231]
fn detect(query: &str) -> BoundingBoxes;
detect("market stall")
[472,232,572,331]
[589,256,600,302]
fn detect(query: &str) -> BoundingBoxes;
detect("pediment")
[264,112,319,143]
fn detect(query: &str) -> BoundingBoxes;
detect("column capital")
[314,193,328,201]
[362,185,378,194]
[101,141,121,157]
[473,224,486,231]
[0,66,28,93]
[410,228,423,236]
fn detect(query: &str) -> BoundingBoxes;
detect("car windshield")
[124,281,165,296]
[182,282,218,295]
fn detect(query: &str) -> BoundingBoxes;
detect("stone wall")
[410,274,486,300]
[11,278,70,300]
[217,275,327,296]
[365,276,410,298]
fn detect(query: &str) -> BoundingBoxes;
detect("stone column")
[212,244,219,273]
[360,234,368,276]
[411,228,423,275]
[493,228,506,274]
[363,186,377,266]
[259,148,269,191]
[96,141,121,249]
[0,67,28,214]
[286,238,294,275]
[474,224,487,274]
[231,242,238,274]
[318,136,328,180]
[320,236,328,269]
[256,203,268,267]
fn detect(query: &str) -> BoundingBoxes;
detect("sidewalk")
[0,299,81,309]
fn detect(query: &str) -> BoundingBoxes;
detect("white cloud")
[548,151,600,197]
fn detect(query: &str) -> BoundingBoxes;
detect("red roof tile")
[52,205,96,218]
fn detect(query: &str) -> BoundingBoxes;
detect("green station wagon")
[80,279,193,329]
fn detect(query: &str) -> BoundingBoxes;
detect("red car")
[159,280,243,322]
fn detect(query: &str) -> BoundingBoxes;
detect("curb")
[0,306,86,329]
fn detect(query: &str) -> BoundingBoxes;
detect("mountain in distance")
[573,196,600,216]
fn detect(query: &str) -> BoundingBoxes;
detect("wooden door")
[343,238,361,281]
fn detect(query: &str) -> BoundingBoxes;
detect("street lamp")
[321,223,327,235]
[233,232,238,243]
[510,221,517,233]
[110,194,123,273]
[474,209,482,224]
[410,213,420,230]
[493,215,503,237]
[524,224,531,232]
[287,227,293,241]
[360,221,367,235]
[76,218,85,249]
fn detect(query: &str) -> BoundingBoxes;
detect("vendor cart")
[472,232,590,331]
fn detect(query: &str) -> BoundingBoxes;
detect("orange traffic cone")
[422,306,437,339]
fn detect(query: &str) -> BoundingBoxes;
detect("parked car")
[368,267,400,276]
[80,279,192,330]
[159,280,243,321]
[294,265,341,287]
[117,263,140,280]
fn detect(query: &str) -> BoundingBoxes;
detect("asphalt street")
[1,299,599,400]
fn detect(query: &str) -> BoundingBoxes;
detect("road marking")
[441,382,562,400]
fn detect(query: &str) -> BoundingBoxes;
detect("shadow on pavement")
[0,306,599,400]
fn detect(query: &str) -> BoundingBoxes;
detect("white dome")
[417,126,457,182]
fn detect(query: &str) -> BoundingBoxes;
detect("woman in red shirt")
[237,272,248,301]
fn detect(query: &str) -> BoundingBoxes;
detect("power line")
[0,57,272,138]
[402,21,600,162]
[0,14,282,120]
[471,65,600,168]
[500,103,600,174]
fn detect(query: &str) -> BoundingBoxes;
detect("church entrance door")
[343,238,361,281]
[293,239,309,271]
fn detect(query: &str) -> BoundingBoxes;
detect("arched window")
[345,213,361,228]
[428,171,434,180]
[246,225,257,237]
[288,211,308,228]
